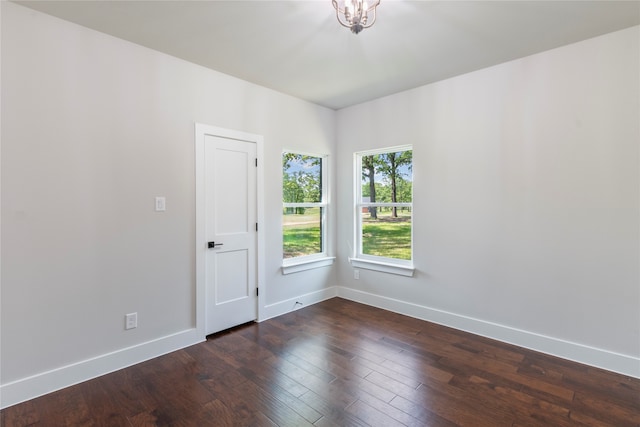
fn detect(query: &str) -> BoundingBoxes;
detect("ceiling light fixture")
[332,0,380,35]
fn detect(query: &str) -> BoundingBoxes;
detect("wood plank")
[1,298,638,427]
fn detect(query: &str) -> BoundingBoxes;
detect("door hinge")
[256,288,259,296]
[255,158,258,167]
[255,222,258,232]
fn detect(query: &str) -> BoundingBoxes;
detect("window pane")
[361,207,411,260]
[361,150,412,204]
[283,207,323,259]
[283,153,322,203]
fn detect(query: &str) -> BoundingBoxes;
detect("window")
[353,146,414,276]
[282,152,333,274]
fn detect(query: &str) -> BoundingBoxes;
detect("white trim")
[283,202,328,208]
[282,147,326,159]
[282,151,330,263]
[358,202,412,208]
[0,1,3,411]
[4,288,637,409]
[261,287,338,321]
[337,287,640,379]
[256,137,266,321]
[355,144,414,156]
[0,329,202,410]
[194,123,265,331]
[349,257,414,276]
[282,256,335,274]
[353,146,414,268]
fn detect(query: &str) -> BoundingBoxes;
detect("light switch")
[125,312,137,330]
[155,197,166,212]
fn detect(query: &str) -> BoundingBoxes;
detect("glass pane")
[283,207,323,259]
[361,150,412,204]
[361,207,411,260]
[283,153,322,203]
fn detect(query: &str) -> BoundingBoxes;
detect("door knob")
[208,241,224,249]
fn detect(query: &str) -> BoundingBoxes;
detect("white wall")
[1,2,335,406]
[336,26,639,376]
[2,0,638,409]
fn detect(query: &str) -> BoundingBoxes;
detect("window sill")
[349,258,415,277]
[282,256,335,275]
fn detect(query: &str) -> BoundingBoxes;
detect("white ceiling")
[14,0,640,110]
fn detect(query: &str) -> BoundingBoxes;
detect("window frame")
[281,150,334,274]
[352,145,414,277]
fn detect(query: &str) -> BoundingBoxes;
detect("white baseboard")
[337,287,640,379]
[0,328,203,410]
[0,287,338,410]
[4,285,637,409]
[261,286,338,321]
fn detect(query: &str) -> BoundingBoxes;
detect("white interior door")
[204,134,257,335]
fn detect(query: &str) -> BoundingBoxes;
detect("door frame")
[195,123,265,339]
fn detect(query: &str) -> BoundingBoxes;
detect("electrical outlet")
[354,269,360,280]
[155,197,166,212]
[125,312,138,330]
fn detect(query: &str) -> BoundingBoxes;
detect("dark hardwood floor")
[2,298,639,426]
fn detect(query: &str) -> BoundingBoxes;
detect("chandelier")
[332,0,380,34]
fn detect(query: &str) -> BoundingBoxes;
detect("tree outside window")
[357,147,413,262]
[282,152,326,260]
